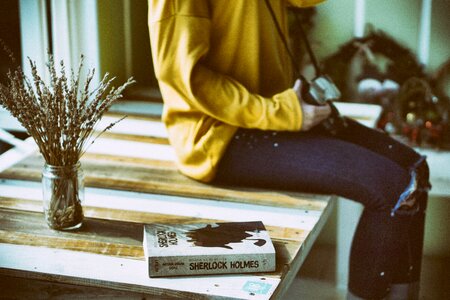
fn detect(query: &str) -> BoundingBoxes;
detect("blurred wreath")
[320,28,449,148]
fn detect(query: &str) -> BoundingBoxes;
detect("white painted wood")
[95,116,168,138]
[0,243,279,300]
[0,127,172,163]
[0,179,322,231]
[86,137,175,161]
[336,198,363,290]
[0,129,28,148]
[334,101,382,128]
[0,110,168,138]
[0,138,37,173]
[19,0,50,82]
[50,0,72,69]
[0,109,22,132]
[50,0,101,86]
[418,0,432,66]
[108,101,164,116]
[354,0,366,38]
[2,98,376,138]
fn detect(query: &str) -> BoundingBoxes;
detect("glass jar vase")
[42,163,84,230]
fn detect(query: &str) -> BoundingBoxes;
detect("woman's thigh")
[335,118,421,170]
[214,125,413,211]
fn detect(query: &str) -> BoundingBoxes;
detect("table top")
[0,113,335,300]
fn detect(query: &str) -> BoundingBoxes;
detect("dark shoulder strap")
[263,0,322,78]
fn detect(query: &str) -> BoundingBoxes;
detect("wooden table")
[0,113,335,299]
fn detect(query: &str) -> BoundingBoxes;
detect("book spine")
[148,253,275,277]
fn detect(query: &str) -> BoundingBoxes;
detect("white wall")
[312,0,449,72]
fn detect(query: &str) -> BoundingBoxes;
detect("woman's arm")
[148,0,303,132]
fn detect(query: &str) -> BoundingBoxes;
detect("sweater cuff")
[283,88,303,131]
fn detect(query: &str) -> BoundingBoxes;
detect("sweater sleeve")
[148,0,303,132]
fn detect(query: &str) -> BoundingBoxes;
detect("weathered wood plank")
[0,199,309,240]
[0,153,329,211]
[0,198,310,243]
[0,229,144,259]
[0,180,323,230]
[97,115,168,139]
[0,275,162,300]
[0,243,280,300]
[106,111,163,122]
[0,204,306,298]
[0,207,306,273]
[271,194,336,299]
[98,131,170,145]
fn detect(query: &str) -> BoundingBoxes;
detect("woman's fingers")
[301,102,331,131]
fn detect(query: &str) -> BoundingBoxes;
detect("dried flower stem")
[0,50,134,230]
[0,52,135,166]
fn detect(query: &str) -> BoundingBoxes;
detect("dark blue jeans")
[214,118,429,299]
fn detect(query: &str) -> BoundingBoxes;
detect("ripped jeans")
[214,118,430,299]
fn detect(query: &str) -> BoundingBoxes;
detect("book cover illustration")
[143,221,276,277]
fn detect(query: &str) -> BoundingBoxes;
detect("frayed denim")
[214,118,430,299]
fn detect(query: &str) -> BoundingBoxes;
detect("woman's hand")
[293,79,332,131]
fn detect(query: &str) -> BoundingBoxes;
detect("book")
[143,221,276,277]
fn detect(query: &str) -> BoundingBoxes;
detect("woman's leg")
[215,127,411,210]
[214,124,428,299]
[333,118,421,170]
[335,120,429,298]
[348,194,427,299]
[335,119,430,215]
[387,191,427,300]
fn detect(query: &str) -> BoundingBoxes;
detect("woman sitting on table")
[147,0,431,299]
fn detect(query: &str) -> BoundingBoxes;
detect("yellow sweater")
[148,0,324,182]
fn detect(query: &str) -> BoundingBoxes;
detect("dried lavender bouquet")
[0,52,134,229]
